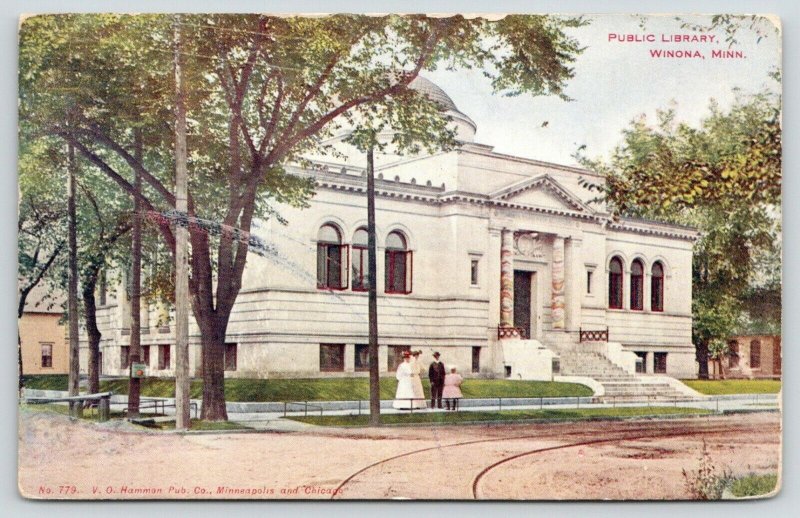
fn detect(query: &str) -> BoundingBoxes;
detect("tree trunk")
[67,143,81,415]
[696,339,709,380]
[82,278,101,394]
[199,316,228,421]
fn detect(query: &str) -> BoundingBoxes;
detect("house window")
[158,344,171,370]
[388,345,411,371]
[121,346,130,369]
[651,262,664,312]
[385,231,412,294]
[225,343,238,371]
[587,270,593,294]
[142,345,150,366]
[608,257,624,309]
[472,346,481,373]
[470,258,479,286]
[750,340,761,369]
[317,224,348,289]
[355,344,370,371]
[40,343,53,368]
[630,259,644,311]
[654,352,667,374]
[728,341,739,368]
[351,228,369,291]
[320,344,345,372]
[635,351,647,373]
[98,269,107,306]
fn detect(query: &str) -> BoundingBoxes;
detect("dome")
[409,76,460,112]
[408,76,477,142]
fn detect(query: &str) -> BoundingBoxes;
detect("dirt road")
[18,409,780,500]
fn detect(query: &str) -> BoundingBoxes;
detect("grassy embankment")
[21,375,593,401]
[681,379,781,395]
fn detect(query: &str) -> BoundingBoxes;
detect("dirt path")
[18,409,780,500]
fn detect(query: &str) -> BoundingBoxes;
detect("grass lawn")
[682,379,781,395]
[287,406,712,427]
[22,375,592,401]
[729,473,779,497]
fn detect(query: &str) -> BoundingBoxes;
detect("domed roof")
[408,76,477,142]
[409,76,460,113]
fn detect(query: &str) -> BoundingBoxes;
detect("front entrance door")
[513,270,532,339]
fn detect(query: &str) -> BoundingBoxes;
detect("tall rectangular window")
[317,224,348,289]
[40,343,53,368]
[320,344,345,372]
[121,346,130,369]
[654,352,667,374]
[750,340,761,369]
[634,351,647,373]
[385,231,411,294]
[142,345,150,366]
[158,344,171,370]
[355,344,370,371]
[587,270,593,294]
[225,343,238,371]
[352,228,369,291]
[472,346,481,373]
[470,259,479,286]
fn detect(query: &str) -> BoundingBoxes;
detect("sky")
[425,14,781,166]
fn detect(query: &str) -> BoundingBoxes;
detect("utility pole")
[367,146,380,425]
[67,143,81,417]
[173,17,191,430]
[128,129,143,419]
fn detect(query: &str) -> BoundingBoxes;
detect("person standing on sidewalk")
[443,367,464,411]
[428,351,446,409]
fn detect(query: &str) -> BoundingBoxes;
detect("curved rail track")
[330,420,776,500]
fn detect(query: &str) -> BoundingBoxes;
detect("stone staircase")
[558,350,689,402]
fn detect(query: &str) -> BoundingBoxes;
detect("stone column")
[551,236,566,329]
[499,229,514,328]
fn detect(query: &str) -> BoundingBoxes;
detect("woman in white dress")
[410,351,428,409]
[393,352,416,409]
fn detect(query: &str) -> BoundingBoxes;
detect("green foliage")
[289,406,712,427]
[729,473,779,497]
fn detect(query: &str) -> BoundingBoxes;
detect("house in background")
[19,284,68,375]
[709,335,781,380]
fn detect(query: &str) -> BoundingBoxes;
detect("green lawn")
[287,406,712,427]
[22,375,592,402]
[682,379,781,395]
[729,473,779,497]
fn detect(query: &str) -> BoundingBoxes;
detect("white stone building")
[83,78,700,386]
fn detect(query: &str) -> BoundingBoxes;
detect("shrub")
[682,440,732,500]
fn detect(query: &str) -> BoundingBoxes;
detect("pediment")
[489,174,591,213]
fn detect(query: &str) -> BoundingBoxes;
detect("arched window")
[750,339,761,369]
[651,262,664,312]
[385,231,412,294]
[317,224,348,289]
[630,259,644,311]
[352,228,369,291]
[608,257,623,309]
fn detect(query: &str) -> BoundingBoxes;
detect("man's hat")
[433,351,441,358]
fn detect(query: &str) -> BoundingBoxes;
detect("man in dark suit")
[428,351,447,409]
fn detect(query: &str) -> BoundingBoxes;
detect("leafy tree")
[578,90,781,378]
[20,14,586,419]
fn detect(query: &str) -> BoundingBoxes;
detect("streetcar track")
[331,420,767,499]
